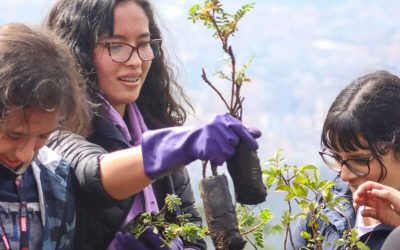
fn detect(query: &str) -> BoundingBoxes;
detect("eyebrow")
[106,32,151,40]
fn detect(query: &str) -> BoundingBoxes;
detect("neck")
[114,104,126,118]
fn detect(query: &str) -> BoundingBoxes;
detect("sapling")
[263,149,370,250]
[189,0,267,249]
[189,0,266,206]
[123,194,206,247]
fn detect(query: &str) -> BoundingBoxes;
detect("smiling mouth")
[0,156,22,170]
[118,76,140,82]
[0,153,37,174]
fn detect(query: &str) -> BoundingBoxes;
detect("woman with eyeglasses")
[289,70,400,250]
[43,0,261,249]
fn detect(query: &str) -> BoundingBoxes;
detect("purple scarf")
[102,99,160,215]
[102,97,183,250]
[102,100,160,250]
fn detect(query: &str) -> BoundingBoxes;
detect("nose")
[125,49,142,67]
[14,137,39,164]
[340,164,358,183]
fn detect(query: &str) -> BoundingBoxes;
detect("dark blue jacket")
[33,147,76,249]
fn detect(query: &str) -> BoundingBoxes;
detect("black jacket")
[47,115,206,250]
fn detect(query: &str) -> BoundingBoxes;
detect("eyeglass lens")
[108,40,161,62]
[320,153,370,176]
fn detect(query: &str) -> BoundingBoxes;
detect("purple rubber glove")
[113,227,183,250]
[142,114,261,179]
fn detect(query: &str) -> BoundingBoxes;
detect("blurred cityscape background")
[2,0,400,249]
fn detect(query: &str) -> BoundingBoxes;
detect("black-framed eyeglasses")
[97,39,162,63]
[319,149,373,176]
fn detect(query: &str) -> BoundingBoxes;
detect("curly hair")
[45,0,191,129]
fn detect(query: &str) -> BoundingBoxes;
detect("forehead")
[0,107,60,133]
[112,1,149,36]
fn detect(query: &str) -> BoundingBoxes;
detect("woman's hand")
[353,181,400,227]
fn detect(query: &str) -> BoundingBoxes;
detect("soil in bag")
[227,141,267,205]
[201,175,246,250]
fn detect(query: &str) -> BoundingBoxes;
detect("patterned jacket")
[32,146,76,249]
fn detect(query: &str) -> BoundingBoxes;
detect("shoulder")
[35,146,67,170]
[47,130,107,159]
[33,146,72,179]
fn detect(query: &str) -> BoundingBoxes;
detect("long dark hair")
[0,23,91,135]
[45,0,191,128]
[321,70,400,181]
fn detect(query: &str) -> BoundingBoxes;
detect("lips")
[118,74,141,84]
[119,76,139,82]
[0,155,22,170]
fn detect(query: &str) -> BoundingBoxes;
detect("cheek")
[93,49,113,73]
[142,61,152,79]
[93,54,113,91]
[366,162,383,182]
[380,157,400,188]
[0,137,18,154]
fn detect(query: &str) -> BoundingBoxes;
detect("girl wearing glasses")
[44,0,261,249]
[290,70,400,249]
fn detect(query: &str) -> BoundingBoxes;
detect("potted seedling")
[189,1,267,249]
[124,194,207,246]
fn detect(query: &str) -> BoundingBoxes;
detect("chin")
[124,92,141,103]
[349,186,357,193]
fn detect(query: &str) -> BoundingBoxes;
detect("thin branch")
[211,165,218,176]
[232,96,244,120]
[228,46,237,116]
[288,226,296,250]
[243,233,258,250]
[211,9,229,52]
[208,10,241,118]
[241,222,264,235]
[202,161,208,178]
[201,68,230,110]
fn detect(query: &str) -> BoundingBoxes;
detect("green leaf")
[259,209,273,223]
[301,231,311,240]
[165,194,182,213]
[299,164,318,172]
[293,182,308,198]
[266,175,275,188]
[268,224,283,234]
[319,213,330,225]
[276,184,291,192]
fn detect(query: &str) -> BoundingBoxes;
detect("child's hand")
[353,181,400,227]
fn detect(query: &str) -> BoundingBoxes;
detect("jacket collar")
[324,175,355,231]
[90,114,131,148]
